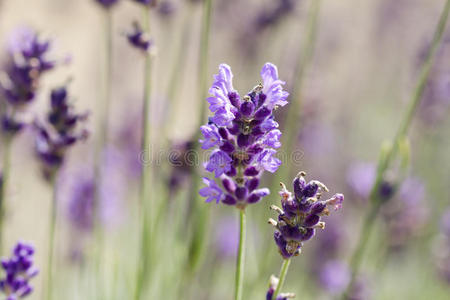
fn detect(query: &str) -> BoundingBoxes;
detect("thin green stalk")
[93,6,114,243]
[135,7,153,300]
[343,0,450,297]
[269,0,322,199]
[235,209,246,300]
[92,9,114,300]
[185,0,213,272]
[0,136,11,254]
[272,259,291,300]
[46,174,59,300]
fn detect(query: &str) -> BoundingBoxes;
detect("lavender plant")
[126,4,155,298]
[267,172,344,300]
[34,86,87,300]
[199,62,289,300]
[0,27,55,251]
[0,242,38,299]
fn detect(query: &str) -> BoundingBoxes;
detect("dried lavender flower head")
[199,63,289,208]
[0,27,55,136]
[95,0,120,8]
[266,275,295,300]
[269,172,344,259]
[126,22,153,52]
[34,85,88,181]
[0,241,38,299]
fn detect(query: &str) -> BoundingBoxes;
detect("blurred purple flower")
[126,22,152,52]
[0,27,55,136]
[34,86,88,181]
[0,242,38,299]
[346,162,376,199]
[319,260,351,294]
[214,217,239,258]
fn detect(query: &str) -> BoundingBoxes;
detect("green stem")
[93,6,113,241]
[234,209,246,300]
[46,174,59,300]
[343,0,450,297]
[135,7,153,300]
[272,259,291,300]
[0,136,11,254]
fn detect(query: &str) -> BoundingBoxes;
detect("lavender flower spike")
[34,85,88,181]
[269,172,344,259]
[0,242,38,299]
[126,22,152,52]
[266,275,295,300]
[199,63,289,208]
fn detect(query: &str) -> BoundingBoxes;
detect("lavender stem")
[46,174,59,300]
[272,259,291,300]
[135,7,153,300]
[0,136,11,254]
[343,0,450,297]
[235,208,246,300]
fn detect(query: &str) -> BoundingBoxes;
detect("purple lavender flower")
[126,22,152,52]
[95,0,119,8]
[266,275,295,300]
[0,242,38,299]
[0,27,55,136]
[381,176,429,251]
[34,86,88,181]
[199,63,289,208]
[199,124,220,149]
[199,177,223,203]
[346,162,376,200]
[269,172,344,259]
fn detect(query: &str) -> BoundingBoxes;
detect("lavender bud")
[246,178,260,192]
[222,178,236,193]
[240,101,255,117]
[237,133,250,148]
[235,186,248,200]
[220,140,235,153]
[222,194,237,205]
[254,106,271,120]
[244,166,259,177]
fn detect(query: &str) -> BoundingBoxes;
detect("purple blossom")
[269,172,344,259]
[199,63,289,207]
[261,63,289,109]
[199,177,223,203]
[205,150,232,177]
[254,149,281,173]
[262,129,282,148]
[0,242,38,299]
[34,86,88,181]
[0,27,56,136]
[126,22,152,52]
[199,124,221,149]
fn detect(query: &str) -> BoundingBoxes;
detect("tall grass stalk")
[343,0,450,297]
[0,135,11,254]
[45,174,59,300]
[134,7,153,300]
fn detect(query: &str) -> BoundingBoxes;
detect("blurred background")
[0,0,450,299]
